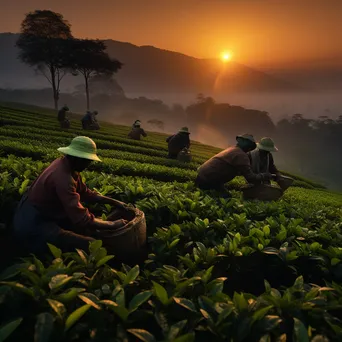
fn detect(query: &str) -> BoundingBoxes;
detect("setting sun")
[221,51,232,62]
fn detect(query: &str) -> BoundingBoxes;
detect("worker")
[248,137,281,185]
[196,134,273,193]
[128,120,147,140]
[166,127,191,159]
[58,105,70,129]
[132,120,141,129]
[82,111,100,130]
[13,136,127,255]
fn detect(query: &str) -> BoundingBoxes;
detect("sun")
[221,51,232,62]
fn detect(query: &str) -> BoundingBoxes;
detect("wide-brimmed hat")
[93,110,98,115]
[179,127,190,134]
[57,136,101,162]
[236,133,256,144]
[257,137,278,152]
[62,105,69,111]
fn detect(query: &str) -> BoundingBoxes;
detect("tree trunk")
[85,75,90,111]
[50,66,59,110]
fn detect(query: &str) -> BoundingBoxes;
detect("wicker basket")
[177,148,192,163]
[277,175,294,191]
[242,184,284,201]
[91,205,147,265]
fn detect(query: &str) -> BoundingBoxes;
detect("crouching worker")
[82,111,100,130]
[248,137,281,185]
[128,120,147,140]
[166,127,190,159]
[195,134,273,194]
[13,136,127,255]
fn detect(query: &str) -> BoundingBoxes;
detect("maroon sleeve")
[55,176,94,227]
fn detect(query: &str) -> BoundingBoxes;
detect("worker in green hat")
[57,105,70,129]
[248,137,281,185]
[13,136,127,255]
[196,134,273,194]
[166,127,191,159]
[128,120,147,140]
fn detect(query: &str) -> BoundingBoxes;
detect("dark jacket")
[58,109,67,122]
[166,132,190,155]
[128,127,147,140]
[248,149,280,175]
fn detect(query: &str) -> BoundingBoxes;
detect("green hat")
[257,137,278,152]
[57,136,101,162]
[179,127,190,134]
[236,133,256,144]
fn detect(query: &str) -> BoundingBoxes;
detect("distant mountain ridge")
[0,32,299,95]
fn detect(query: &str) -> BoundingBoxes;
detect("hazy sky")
[1,0,341,66]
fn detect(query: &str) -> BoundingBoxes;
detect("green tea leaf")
[49,275,73,291]
[173,297,197,312]
[34,312,54,342]
[127,329,156,342]
[96,255,114,268]
[129,291,153,312]
[46,299,66,319]
[152,281,169,306]
[75,249,88,265]
[0,318,23,342]
[169,239,180,249]
[0,281,34,297]
[89,240,102,254]
[293,318,309,342]
[54,288,85,304]
[47,244,62,259]
[123,265,140,286]
[78,294,101,310]
[65,304,91,331]
[100,300,129,321]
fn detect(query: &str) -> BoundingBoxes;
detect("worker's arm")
[56,177,95,228]
[234,153,272,184]
[141,129,147,137]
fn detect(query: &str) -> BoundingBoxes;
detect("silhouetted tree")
[68,39,122,110]
[16,10,73,109]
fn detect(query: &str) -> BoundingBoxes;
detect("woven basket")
[91,205,147,265]
[242,184,284,201]
[277,175,294,191]
[177,149,192,163]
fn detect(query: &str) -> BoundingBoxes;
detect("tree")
[68,39,122,110]
[17,10,73,109]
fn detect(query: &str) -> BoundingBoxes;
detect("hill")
[0,32,299,95]
[0,103,342,341]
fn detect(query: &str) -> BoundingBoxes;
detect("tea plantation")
[0,103,342,342]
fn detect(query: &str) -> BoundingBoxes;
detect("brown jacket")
[28,157,97,228]
[128,127,147,140]
[197,146,267,185]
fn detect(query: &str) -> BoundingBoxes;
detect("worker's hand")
[92,218,127,230]
[111,219,128,229]
[262,173,273,181]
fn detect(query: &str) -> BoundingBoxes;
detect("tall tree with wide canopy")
[17,10,73,109]
[68,39,122,110]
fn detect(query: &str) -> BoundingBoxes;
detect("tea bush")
[0,104,341,342]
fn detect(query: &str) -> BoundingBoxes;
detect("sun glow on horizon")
[221,51,232,62]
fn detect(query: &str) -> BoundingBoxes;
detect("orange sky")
[1,0,341,66]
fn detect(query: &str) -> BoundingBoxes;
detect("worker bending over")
[13,136,126,255]
[196,134,273,193]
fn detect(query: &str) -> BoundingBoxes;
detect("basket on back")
[177,148,192,163]
[91,205,147,266]
[242,184,283,201]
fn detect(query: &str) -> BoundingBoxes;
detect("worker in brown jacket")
[196,134,273,192]
[128,121,147,141]
[13,136,127,255]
